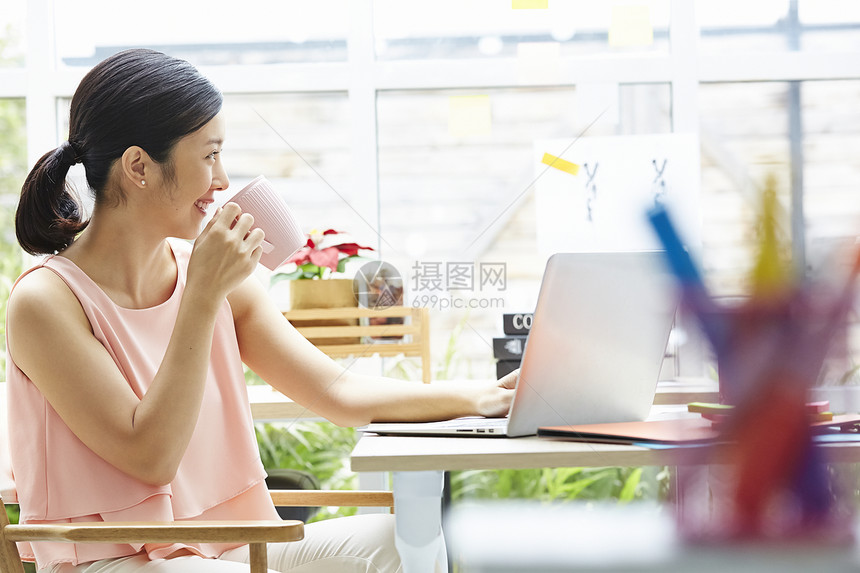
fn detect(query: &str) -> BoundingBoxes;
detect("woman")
[6,48,515,573]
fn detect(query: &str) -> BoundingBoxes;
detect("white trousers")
[42,514,402,573]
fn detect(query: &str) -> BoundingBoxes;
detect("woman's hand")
[475,369,519,418]
[188,202,265,302]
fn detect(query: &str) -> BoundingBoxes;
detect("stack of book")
[493,313,533,378]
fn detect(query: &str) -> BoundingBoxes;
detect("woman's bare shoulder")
[8,266,90,337]
[11,266,76,305]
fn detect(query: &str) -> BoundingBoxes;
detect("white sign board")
[535,134,701,255]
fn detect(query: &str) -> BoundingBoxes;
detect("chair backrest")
[284,306,432,383]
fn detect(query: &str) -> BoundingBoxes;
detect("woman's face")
[156,112,229,239]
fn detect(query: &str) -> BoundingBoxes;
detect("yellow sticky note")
[513,0,548,8]
[609,5,654,48]
[449,95,492,137]
[541,152,579,176]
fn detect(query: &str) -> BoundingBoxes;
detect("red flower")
[281,229,374,278]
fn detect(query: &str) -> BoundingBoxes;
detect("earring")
[140,180,146,186]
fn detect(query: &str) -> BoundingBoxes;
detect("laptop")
[364,251,678,438]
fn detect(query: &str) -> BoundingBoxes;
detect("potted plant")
[272,229,375,344]
[276,229,374,281]
[272,229,374,308]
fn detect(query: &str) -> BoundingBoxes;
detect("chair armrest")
[4,520,303,544]
[269,489,394,509]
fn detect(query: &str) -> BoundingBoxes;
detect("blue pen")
[647,206,704,287]
[646,206,726,351]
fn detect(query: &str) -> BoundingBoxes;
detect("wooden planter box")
[288,279,359,345]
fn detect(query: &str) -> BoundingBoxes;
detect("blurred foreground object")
[648,174,860,542]
[446,502,860,572]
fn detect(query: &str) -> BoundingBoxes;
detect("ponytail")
[15,142,88,255]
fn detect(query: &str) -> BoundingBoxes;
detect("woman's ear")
[119,146,151,190]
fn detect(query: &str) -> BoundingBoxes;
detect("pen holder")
[675,293,856,546]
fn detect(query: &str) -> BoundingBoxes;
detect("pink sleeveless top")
[6,239,279,570]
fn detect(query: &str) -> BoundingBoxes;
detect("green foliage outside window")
[0,201,26,381]
[0,95,28,381]
[255,421,359,522]
[0,24,24,68]
[451,465,671,505]
[0,50,29,570]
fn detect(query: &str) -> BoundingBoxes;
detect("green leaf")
[270,270,303,285]
[618,467,643,504]
[557,469,616,500]
[336,256,351,274]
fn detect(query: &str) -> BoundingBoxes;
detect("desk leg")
[392,470,447,573]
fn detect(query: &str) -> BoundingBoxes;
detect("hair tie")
[59,141,80,166]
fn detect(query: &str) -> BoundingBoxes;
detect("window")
[0,99,26,199]
[54,0,349,66]
[218,92,364,241]
[0,4,25,67]
[697,81,792,296]
[0,98,27,380]
[697,0,791,54]
[374,0,671,60]
[698,0,860,54]
[798,0,860,52]
[801,80,860,266]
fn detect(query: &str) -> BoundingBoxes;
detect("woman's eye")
[206,150,221,160]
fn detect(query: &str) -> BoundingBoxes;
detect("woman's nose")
[213,162,229,192]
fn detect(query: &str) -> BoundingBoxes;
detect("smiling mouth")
[194,200,211,214]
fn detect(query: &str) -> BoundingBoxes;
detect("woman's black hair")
[15,48,223,255]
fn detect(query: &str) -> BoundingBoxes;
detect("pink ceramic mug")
[226,175,305,270]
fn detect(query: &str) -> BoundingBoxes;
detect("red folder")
[538,418,717,445]
[538,415,860,445]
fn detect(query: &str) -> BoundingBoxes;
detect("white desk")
[351,431,860,573]
[350,434,685,473]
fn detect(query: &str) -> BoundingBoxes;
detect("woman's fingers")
[213,202,241,226]
[189,202,267,298]
[214,202,253,234]
[205,202,262,249]
[246,227,265,246]
[246,228,266,263]
[198,206,223,238]
[498,369,520,389]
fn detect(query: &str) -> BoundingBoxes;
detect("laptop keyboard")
[432,417,509,431]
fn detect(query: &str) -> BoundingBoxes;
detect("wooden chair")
[0,487,393,573]
[284,306,432,383]
[0,495,301,573]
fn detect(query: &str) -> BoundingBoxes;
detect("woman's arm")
[230,277,516,427]
[7,205,264,486]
